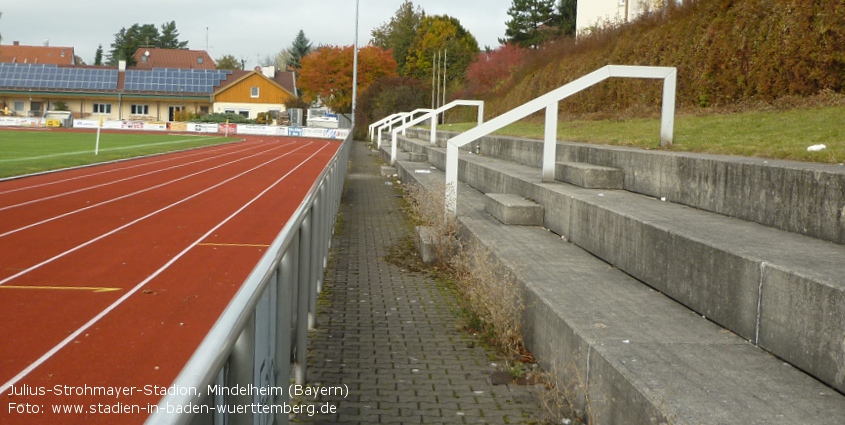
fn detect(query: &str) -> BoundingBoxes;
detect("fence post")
[295,214,311,385]
[226,314,255,425]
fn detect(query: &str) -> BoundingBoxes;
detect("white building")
[576,0,681,36]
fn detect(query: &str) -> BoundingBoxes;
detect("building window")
[197,56,204,64]
[199,106,210,115]
[93,103,112,114]
[251,86,259,98]
[224,109,235,114]
[13,101,25,112]
[238,110,249,118]
[131,104,149,115]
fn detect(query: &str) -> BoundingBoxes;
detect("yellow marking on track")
[0,285,122,293]
[197,243,270,248]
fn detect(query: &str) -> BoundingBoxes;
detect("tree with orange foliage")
[298,45,398,113]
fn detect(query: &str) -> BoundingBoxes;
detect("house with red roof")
[0,48,297,122]
[0,42,76,65]
[132,48,216,70]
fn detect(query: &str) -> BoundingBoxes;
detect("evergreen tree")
[159,21,189,49]
[500,0,558,48]
[106,22,188,66]
[216,54,243,70]
[371,0,424,74]
[94,45,104,66]
[286,30,312,70]
[556,0,577,37]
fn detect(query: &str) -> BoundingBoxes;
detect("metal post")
[543,102,558,182]
[661,68,677,147]
[226,315,255,425]
[442,49,447,124]
[273,261,291,425]
[295,214,311,385]
[308,198,321,330]
[351,0,359,131]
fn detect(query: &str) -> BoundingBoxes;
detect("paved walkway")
[295,141,543,424]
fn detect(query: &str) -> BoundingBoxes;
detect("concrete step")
[391,135,845,395]
[395,158,845,424]
[555,161,623,189]
[484,193,544,226]
[407,128,845,246]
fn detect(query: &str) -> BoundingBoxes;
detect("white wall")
[576,0,668,36]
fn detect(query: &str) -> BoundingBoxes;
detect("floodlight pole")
[351,0,359,132]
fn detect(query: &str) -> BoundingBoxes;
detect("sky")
[0,0,512,68]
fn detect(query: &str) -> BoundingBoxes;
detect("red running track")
[0,136,341,424]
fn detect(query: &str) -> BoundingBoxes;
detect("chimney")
[119,60,127,72]
[261,66,276,78]
[13,41,20,46]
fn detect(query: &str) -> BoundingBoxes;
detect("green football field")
[0,130,238,178]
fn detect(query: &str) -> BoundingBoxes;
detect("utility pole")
[351,0,359,131]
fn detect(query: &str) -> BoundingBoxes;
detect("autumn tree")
[404,15,480,84]
[371,0,424,74]
[298,45,398,113]
[461,44,527,97]
[216,54,244,70]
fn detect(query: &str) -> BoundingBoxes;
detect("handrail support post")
[543,102,559,182]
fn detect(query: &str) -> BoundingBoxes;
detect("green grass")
[443,106,845,164]
[0,130,239,178]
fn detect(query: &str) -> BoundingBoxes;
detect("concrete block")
[409,152,428,162]
[414,226,438,264]
[484,193,544,226]
[555,161,624,189]
[380,166,397,177]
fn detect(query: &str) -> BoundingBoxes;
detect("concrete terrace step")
[555,161,624,189]
[385,134,845,396]
[394,157,845,424]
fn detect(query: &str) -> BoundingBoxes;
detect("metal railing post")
[309,192,322,330]
[543,101,559,182]
[661,68,677,147]
[226,314,255,425]
[295,213,311,385]
[274,249,295,425]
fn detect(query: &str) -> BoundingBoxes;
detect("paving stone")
[294,141,544,424]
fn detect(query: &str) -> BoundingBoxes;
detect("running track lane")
[0,136,341,424]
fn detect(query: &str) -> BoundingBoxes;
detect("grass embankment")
[444,106,844,164]
[0,130,238,178]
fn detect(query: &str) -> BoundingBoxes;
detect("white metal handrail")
[389,100,484,165]
[146,134,351,425]
[375,113,411,148]
[445,65,677,216]
[368,113,405,142]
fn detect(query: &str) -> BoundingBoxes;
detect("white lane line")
[0,141,287,212]
[0,140,259,196]
[0,142,298,238]
[0,136,231,163]
[0,142,314,287]
[0,141,330,396]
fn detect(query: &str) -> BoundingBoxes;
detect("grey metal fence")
[145,133,351,425]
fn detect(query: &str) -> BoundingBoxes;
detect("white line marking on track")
[0,141,330,395]
[0,142,297,238]
[0,136,231,163]
[0,140,260,196]
[0,141,290,212]
[0,142,314,287]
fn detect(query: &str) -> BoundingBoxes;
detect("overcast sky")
[0,1,511,67]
